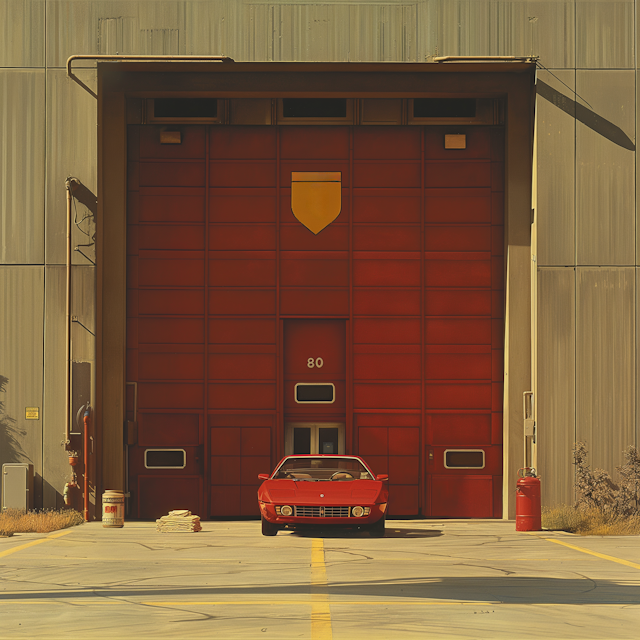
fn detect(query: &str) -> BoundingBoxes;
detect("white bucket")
[102,490,125,528]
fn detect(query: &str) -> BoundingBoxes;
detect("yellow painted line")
[542,537,640,571]
[311,538,332,640]
[0,529,73,558]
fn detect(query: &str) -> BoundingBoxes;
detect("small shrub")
[0,508,84,536]
[545,443,640,535]
[574,442,640,517]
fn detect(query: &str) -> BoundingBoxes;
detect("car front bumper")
[259,501,387,525]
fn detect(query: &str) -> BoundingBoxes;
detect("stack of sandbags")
[156,509,202,533]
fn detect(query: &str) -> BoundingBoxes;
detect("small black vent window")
[413,99,476,118]
[145,449,186,469]
[283,99,347,118]
[444,450,485,469]
[295,383,335,403]
[154,98,218,118]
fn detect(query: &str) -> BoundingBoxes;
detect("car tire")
[261,516,279,536]
[369,516,385,538]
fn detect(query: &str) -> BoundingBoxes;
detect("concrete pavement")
[0,519,639,639]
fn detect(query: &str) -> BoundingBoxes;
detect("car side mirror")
[376,474,389,481]
[257,473,270,481]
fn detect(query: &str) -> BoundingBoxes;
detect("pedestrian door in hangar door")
[283,319,346,455]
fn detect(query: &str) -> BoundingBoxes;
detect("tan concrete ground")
[0,519,639,639]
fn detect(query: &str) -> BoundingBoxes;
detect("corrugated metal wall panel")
[576,70,635,266]
[45,69,97,265]
[536,69,575,266]
[0,0,45,67]
[46,0,186,67]
[0,70,45,265]
[576,0,634,69]
[42,265,95,508]
[576,268,635,472]
[0,266,44,504]
[537,267,575,507]
[42,266,68,508]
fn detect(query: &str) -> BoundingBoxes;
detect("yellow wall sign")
[25,407,39,420]
[291,171,342,234]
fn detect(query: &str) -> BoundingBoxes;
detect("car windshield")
[273,457,372,481]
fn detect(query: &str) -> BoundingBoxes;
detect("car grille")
[294,506,351,518]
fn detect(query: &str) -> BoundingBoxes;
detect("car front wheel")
[261,516,279,536]
[369,516,385,538]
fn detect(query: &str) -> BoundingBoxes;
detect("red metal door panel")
[353,318,421,344]
[425,190,492,223]
[430,475,493,518]
[137,413,200,447]
[352,163,421,188]
[210,126,276,159]
[280,224,350,251]
[139,191,205,223]
[425,226,492,252]
[353,127,421,159]
[352,191,422,223]
[210,192,276,223]
[208,289,276,315]
[279,289,350,316]
[353,289,421,316]
[139,162,206,187]
[425,289,492,316]
[425,161,492,188]
[209,225,277,251]
[353,260,421,287]
[139,125,206,159]
[429,413,492,446]
[138,477,202,521]
[210,162,276,187]
[280,126,350,159]
[353,353,422,380]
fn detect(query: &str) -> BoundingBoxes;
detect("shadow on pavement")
[1,576,639,605]
[288,527,443,539]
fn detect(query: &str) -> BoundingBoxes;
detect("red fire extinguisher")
[515,467,541,531]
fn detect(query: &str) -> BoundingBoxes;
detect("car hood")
[258,479,385,505]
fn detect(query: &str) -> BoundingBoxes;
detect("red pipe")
[83,407,91,521]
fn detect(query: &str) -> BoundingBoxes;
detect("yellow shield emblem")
[291,172,342,235]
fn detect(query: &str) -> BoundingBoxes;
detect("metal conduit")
[64,178,80,449]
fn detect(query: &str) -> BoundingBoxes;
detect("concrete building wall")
[1,0,637,511]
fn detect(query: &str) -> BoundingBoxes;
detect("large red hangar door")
[125,115,504,520]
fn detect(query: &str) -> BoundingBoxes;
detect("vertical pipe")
[64,178,78,449]
[83,407,91,520]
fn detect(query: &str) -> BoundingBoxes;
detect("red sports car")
[257,454,389,536]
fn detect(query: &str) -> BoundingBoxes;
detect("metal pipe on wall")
[64,178,80,449]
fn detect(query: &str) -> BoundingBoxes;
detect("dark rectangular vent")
[413,99,476,118]
[145,449,186,468]
[283,99,347,118]
[444,450,485,469]
[295,383,335,403]
[154,98,218,118]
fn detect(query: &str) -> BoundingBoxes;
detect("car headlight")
[352,506,365,517]
[280,505,293,516]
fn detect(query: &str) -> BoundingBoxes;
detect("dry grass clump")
[542,505,640,535]
[0,508,84,536]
